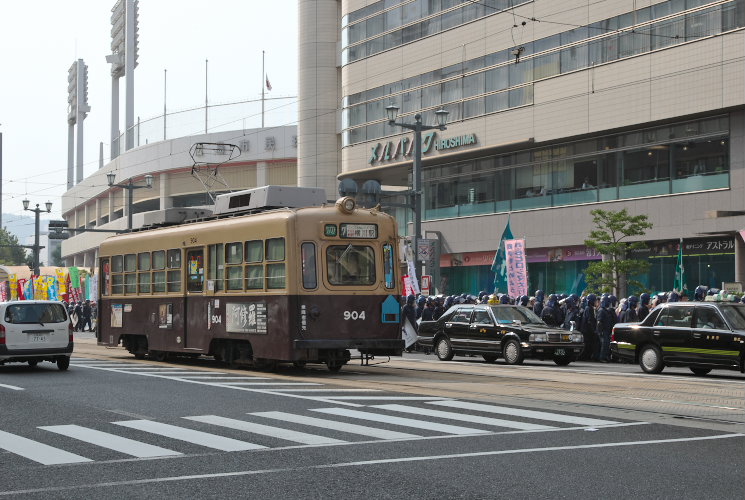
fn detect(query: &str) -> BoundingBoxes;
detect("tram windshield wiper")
[337,244,354,263]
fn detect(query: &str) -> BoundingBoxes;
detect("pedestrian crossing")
[0,399,632,467]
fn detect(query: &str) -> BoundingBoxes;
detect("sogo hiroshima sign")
[369,131,477,164]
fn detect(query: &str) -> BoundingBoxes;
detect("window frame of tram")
[422,116,729,219]
[104,248,182,297]
[326,245,377,286]
[301,242,318,290]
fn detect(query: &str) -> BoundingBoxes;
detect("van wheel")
[57,357,70,371]
[435,337,454,361]
[502,339,524,365]
[28,360,38,367]
[639,345,664,374]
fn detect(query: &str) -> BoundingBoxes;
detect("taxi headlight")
[529,333,547,343]
[571,333,583,343]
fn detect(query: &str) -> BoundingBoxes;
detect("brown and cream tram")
[96,196,403,371]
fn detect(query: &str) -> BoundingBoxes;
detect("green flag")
[490,217,513,293]
[673,238,686,293]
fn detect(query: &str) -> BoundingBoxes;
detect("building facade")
[61,126,298,268]
[298,0,745,295]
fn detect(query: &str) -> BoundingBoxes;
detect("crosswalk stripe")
[171,376,271,380]
[265,389,381,392]
[311,408,490,435]
[0,430,92,465]
[39,425,181,458]
[251,411,422,440]
[429,401,620,426]
[372,404,555,431]
[184,415,347,445]
[210,382,322,386]
[316,396,449,401]
[112,420,265,451]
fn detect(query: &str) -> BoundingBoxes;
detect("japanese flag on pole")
[265,75,272,91]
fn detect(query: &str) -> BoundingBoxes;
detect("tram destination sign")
[340,223,377,239]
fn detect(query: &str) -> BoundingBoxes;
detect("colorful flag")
[673,238,687,293]
[265,75,272,91]
[490,217,514,293]
[505,239,529,298]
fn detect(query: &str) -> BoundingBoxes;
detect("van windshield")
[4,303,67,324]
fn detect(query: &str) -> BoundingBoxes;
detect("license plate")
[30,335,48,343]
[554,348,566,356]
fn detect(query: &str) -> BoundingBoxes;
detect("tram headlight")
[336,196,356,214]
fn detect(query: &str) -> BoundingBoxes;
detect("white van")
[0,301,73,370]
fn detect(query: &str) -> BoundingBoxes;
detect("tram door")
[184,248,205,349]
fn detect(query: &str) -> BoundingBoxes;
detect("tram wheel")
[326,360,345,372]
[292,360,307,369]
[150,351,168,362]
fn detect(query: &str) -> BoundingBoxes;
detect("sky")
[0,0,298,232]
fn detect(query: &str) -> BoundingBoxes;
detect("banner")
[55,269,67,296]
[490,218,513,293]
[46,276,57,301]
[9,274,18,301]
[0,282,7,302]
[402,275,416,298]
[89,274,98,302]
[673,238,687,292]
[69,267,80,289]
[406,260,420,295]
[402,317,418,348]
[505,239,529,298]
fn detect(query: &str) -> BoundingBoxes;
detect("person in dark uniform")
[620,295,639,323]
[694,285,708,302]
[579,294,598,361]
[81,299,93,332]
[73,301,84,332]
[638,293,651,321]
[533,290,545,316]
[421,298,435,322]
[562,294,581,330]
[596,296,615,362]
[432,297,445,320]
[541,294,562,327]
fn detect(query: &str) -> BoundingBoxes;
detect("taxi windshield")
[719,305,745,330]
[490,306,544,325]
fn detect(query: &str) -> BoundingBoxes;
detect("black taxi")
[417,304,584,366]
[611,302,745,375]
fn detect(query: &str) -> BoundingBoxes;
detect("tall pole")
[75,59,85,184]
[111,75,120,159]
[124,0,136,151]
[67,123,75,189]
[127,180,133,231]
[163,69,167,140]
[261,50,265,128]
[413,115,423,284]
[205,59,208,134]
[33,206,40,276]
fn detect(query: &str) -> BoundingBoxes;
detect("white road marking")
[311,408,490,435]
[209,382,322,386]
[3,432,737,495]
[429,401,620,426]
[184,415,346,445]
[265,389,382,392]
[0,430,92,465]
[0,383,24,391]
[317,396,449,401]
[372,404,556,431]
[170,376,270,380]
[112,420,264,451]
[39,425,181,458]
[251,411,421,440]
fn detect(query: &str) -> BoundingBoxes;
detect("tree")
[583,208,653,297]
[0,228,29,266]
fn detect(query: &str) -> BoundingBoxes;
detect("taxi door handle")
[653,331,661,336]
[692,333,702,338]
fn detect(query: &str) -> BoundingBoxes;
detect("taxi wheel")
[639,345,664,374]
[482,354,498,363]
[502,339,524,365]
[435,337,454,361]
[57,356,70,371]
[690,367,712,376]
[553,356,572,366]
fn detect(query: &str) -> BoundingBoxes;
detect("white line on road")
[209,382,322,386]
[2,432,738,496]
[39,425,181,458]
[169,376,271,380]
[316,396,450,401]
[373,404,556,431]
[430,400,620,427]
[251,411,422,440]
[0,430,92,465]
[311,408,490,435]
[0,383,24,391]
[112,420,264,451]
[264,389,382,392]
[184,415,347,445]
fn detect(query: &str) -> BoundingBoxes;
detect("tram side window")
[101,258,111,296]
[266,238,285,289]
[245,240,263,263]
[383,243,395,289]
[245,265,264,289]
[186,249,204,292]
[301,242,317,289]
[152,250,166,293]
[124,254,136,272]
[208,244,225,292]
[138,252,151,294]
[111,255,124,295]
[112,255,123,273]
[326,245,376,286]
[167,249,182,292]
[225,242,242,290]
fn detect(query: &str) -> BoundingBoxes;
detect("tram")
[96,192,403,371]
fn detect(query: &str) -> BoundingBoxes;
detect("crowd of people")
[402,285,738,361]
[63,299,97,332]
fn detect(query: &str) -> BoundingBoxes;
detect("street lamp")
[23,199,52,276]
[386,105,448,287]
[107,173,153,231]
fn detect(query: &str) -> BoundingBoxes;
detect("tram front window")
[326,245,375,286]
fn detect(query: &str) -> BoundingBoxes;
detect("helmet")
[640,293,650,305]
[600,296,611,308]
[406,295,416,304]
[417,296,426,305]
[609,295,618,307]
[499,294,510,304]
[518,295,529,306]
[668,291,680,303]
[478,291,488,301]
[488,294,498,304]
[535,290,544,302]
[628,295,639,306]
[586,293,597,305]
[694,285,708,301]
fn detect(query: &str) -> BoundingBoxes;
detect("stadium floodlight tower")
[106,0,139,158]
[66,60,90,188]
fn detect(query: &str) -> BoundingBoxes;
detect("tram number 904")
[343,310,366,320]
